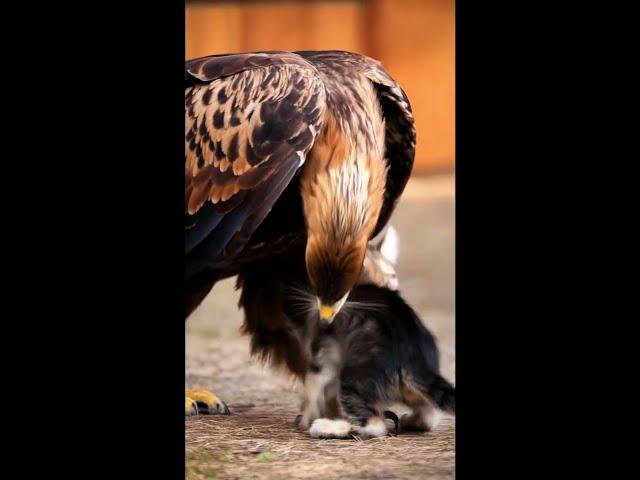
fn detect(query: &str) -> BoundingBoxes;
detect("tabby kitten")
[290,227,455,439]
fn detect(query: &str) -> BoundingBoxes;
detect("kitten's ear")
[369,227,387,251]
[380,226,399,265]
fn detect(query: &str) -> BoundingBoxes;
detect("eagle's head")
[305,234,368,321]
[300,78,388,322]
[301,138,387,321]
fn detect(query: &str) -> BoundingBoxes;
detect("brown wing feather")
[185,53,326,269]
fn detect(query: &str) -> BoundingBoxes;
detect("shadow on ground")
[186,174,455,479]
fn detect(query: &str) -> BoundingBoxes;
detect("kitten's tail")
[409,372,455,414]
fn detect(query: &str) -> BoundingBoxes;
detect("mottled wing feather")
[296,51,416,236]
[185,53,326,272]
[186,51,316,83]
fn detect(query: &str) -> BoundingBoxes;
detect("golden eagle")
[185,50,415,414]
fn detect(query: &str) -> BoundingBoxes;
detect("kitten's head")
[358,225,400,290]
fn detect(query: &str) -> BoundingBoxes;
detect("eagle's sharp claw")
[186,397,198,416]
[185,388,230,416]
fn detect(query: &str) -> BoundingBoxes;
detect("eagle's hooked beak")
[317,293,349,322]
[319,305,336,321]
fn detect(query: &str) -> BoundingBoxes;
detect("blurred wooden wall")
[186,0,454,174]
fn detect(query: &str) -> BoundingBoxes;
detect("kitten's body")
[282,227,455,438]
[289,283,455,438]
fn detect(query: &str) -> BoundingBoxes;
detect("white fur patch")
[423,407,443,430]
[380,226,399,264]
[357,418,388,438]
[309,418,353,438]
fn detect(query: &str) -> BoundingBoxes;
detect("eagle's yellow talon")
[185,397,198,416]
[185,388,230,415]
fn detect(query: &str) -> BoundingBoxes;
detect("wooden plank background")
[186,0,454,174]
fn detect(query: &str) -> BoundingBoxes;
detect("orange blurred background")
[186,0,454,174]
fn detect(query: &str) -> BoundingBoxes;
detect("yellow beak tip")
[319,306,335,320]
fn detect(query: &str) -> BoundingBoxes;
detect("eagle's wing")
[185,52,326,274]
[363,60,416,236]
[296,51,416,237]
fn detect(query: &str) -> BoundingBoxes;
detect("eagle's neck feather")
[301,102,387,249]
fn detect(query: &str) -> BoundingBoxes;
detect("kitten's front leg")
[296,368,328,429]
[323,378,342,419]
[296,336,341,428]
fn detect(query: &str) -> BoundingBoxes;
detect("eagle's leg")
[185,388,230,416]
[185,274,231,416]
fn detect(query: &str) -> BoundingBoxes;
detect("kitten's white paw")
[423,408,443,430]
[357,417,388,438]
[309,418,354,439]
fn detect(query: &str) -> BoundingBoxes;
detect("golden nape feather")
[185,50,415,323]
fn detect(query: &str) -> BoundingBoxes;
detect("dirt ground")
[186,174,455,479]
